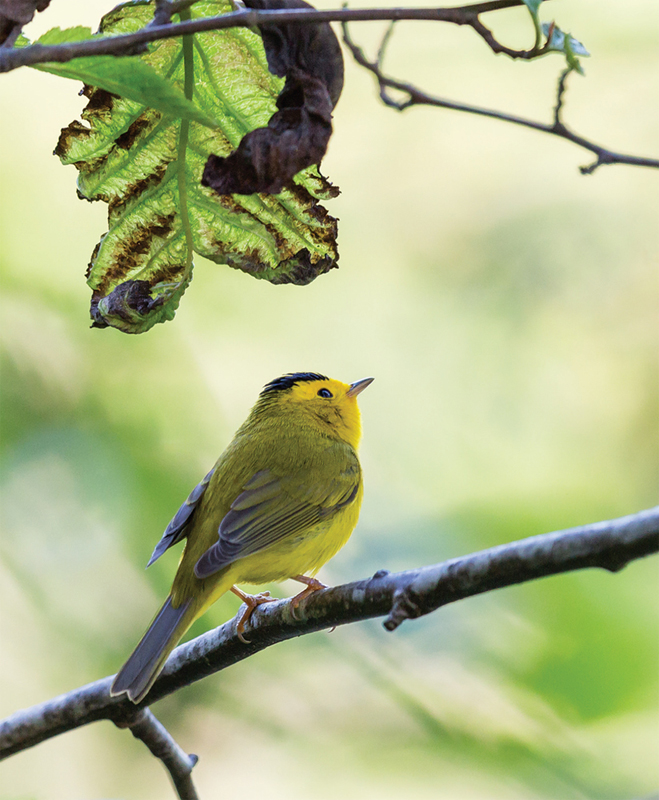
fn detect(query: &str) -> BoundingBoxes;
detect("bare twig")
[119,710,199,800]
[152,0,176,26]
[342,23,659,174]
[0,22,22,48]
[0,1,551,74]
[0,0,654,172]
[376,19,396,69]
[1,505,657,763]
[553,65,571,127]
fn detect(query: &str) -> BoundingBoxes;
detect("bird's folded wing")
[194,458,360,579]
[146,466,217,567]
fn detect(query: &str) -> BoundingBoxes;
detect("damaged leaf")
[56,0,339,334]
[202,0,344,195]
[27,26,219,128]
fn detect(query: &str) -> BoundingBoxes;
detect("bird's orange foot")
[289,575,328,615]
[231,586,278,644]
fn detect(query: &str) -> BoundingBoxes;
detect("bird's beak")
[346,377,374,397]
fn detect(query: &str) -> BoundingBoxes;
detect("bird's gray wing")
[194,458,360,579]
[146,467,216,567]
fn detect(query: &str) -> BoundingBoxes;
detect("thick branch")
[342,25,659,174]
[119,709,199,800]
[0,1,545,74]
[1,505,657,761]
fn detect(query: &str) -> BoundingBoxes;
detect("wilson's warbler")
[112,372,373,703]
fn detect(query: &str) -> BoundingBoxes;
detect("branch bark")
[1,0,655,173]
[342,24,659,175]
[1,505,657,762]
[119,709,199,800]
[0,1,550,74]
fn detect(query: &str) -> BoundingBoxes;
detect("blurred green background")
[1,1,658,797]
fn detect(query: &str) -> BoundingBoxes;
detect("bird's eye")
[317,388,333,398]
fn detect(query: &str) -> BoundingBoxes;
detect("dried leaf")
[28,26,219,128]
[202,0,344,195]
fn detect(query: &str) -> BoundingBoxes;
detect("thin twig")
[152,0,175,26]
[376,20,397,105]
[2,0,653,172]
[1,505,657,761]
[168,0,206,16]
[0,1,549,74]
[0,22,23,48]
[342,23,659,174]
[553,65,571,128]
[376,19,396,69]
[120,710,199,800]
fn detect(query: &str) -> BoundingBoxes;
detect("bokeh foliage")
[1,0,657,797]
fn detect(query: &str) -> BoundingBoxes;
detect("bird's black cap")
[261,372,329,395]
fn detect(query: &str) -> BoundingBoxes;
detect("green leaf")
[520,0,543,14]
[29,26,218,129]
[542,22,590,74]
[54,0,339,334]
[36,25,96,44]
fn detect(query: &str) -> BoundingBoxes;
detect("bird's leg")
[289,575,328,609]
[231,585,277,644]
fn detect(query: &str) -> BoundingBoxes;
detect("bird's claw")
[289,576,328,618]
[233,590,277,644]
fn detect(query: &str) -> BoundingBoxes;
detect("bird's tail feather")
[111,596,194,704]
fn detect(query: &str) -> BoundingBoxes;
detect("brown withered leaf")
[202,0,344,196]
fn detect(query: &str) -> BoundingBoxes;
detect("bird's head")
[256,372,373,448]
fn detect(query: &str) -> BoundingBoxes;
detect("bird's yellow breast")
[230,480,364,585]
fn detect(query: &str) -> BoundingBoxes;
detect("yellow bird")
[112,372,373,703]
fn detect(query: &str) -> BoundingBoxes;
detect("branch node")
[599,555,632,573]
[372,569,390,579]
[1,22,23,48]
[383,588,422,631]
[152,0,175,27]
[579,149,617,175]
[579,160,599,175]
[122,709,200,800]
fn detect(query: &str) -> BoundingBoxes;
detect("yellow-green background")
[1,1,657,797]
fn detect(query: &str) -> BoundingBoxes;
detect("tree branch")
[1,505,657,764]
[342,24,659,175]
[1,0,654,172]
[117,709,199,800]
[0,0,549,74]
